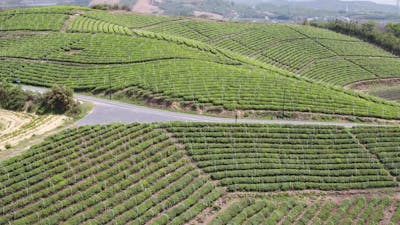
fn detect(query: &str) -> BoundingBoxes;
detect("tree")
[361,21,376,33]
[0,80,28,111]
[41,85,77,114]
[386,23,400,37]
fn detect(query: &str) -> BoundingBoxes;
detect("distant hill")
[138,0,400,21]
[0,0,89,9]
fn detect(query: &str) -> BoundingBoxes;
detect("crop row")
[83,10,177,29]
[0,13,69,31]
[0,32,232,65]
[210,196,398,225]
[353,126,400,179]
[5,7,400,87]
[67,15,133,36]
[299,58,377,85]
[2,57,400,119]
[0,6,87,15]
[166,123,397,191]
[0,124,221,225]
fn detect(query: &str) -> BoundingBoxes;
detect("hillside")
[1,122,400,224]
[1,7,400,122]
[3,6,400,224]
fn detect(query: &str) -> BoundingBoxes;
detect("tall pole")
[282,88,286,118]
[108,73,111,100]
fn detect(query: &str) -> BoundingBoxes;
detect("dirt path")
[61,14,80,32]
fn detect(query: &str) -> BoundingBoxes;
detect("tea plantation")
[2,6,400,225]
[1,7,400,120]
[1,123,400,224]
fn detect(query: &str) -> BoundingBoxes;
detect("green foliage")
[211,196,395,225]
[2,8,400,118]
[82,10,176,29]
[0,80,79,115]
[5,143,11,149]
[312,20,400,57]
[386,22,400,37]
[0,13,69,31]
[67,15,133,35]
[353,126,400,179]
[1,58,400,119]
[166,123,397,192]
[0,80,32,111]
[0,124,221,225]
[40,85,78,115]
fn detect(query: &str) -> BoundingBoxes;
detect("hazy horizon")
[241,0,397,5]
[342,0,398,5]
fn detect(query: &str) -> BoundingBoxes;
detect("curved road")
[23,85,376,128]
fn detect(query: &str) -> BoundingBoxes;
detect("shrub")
[40,85,80,115]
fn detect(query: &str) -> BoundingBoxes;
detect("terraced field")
[0,109,68,151]
[166,123,397,192]
[139,17,400,86]
[210,195,400,225]
[3,7,400,224]
[0,124,222,225]
[1,7,400,121]
[2,122,400,224]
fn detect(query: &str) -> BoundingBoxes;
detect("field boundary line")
[133,18,187,29]
[208,27,254,44]
[0,56,241,67]
[346,129,398,184]
[155,127,227,224]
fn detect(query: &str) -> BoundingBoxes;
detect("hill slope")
[1,122,400,224]
[1,7,400,121]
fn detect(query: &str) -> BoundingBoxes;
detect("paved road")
[23,85,375,128]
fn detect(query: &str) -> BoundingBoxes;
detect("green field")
[1,122,400,224]
[1,7,400,120]
[166,123,397,192]
[210,196,400,225]
[3,6,400,224]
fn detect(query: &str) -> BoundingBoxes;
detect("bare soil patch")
[64,49,83,55]
[193,11,224,20]
[0,109,70,153]
[132,0,162,14]
[346,78,400,102]
[345,77,400,92]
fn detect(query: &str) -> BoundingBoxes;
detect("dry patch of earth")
[132,0,162,14]
[346,78,400,102]
[193,11,224,20]
[0,109,70,153]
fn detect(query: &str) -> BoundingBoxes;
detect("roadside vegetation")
[311,20,400,57]
[0,80,80,116]
[0,81,86,153]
